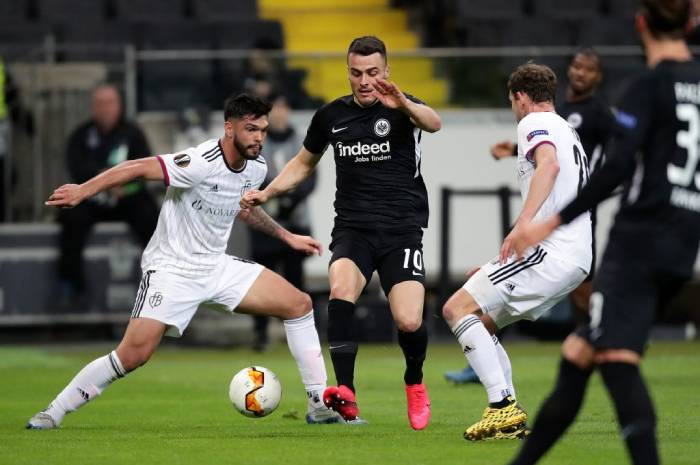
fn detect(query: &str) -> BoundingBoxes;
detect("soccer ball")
[229,366,282,418]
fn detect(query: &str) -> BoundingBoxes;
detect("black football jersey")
[557,96,613,174]
[303,94,429,231]
[560,60,700,275]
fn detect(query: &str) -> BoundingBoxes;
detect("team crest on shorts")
[149,292,163,307]
[174,153,191,167]
[374,118,391,137]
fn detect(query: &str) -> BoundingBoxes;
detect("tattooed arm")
[238,206,322,256]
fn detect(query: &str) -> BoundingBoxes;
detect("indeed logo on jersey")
[526,129,549,141]
[335,140,391,157]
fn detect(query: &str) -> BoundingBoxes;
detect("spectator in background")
[248,94,317,351]
[57,84,158,309]
[0,58,33,222]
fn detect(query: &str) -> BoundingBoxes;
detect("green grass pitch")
[1,341,698,465]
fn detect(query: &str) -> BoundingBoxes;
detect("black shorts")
[576,258,687,355]
[329,227,425,296]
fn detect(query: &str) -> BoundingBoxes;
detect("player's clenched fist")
[490,140,516,160]
[45,184,85,208]
[240,189,269,209]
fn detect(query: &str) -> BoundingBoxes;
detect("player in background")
[240,36,441,430]
[441,63,592,441]
[27,94,341,429]
[446,49,614,385]
[508,1,700,464]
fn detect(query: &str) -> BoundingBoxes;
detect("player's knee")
[329,281,358,301]
[562,334,594,370]
[395,315,422,333]
[442,300,472,325]
[286,291,313,319]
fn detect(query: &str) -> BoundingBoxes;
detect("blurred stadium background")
[0,0,698,347]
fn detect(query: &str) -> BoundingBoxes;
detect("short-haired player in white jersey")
[441,64,592,441]
[26,93,342,429]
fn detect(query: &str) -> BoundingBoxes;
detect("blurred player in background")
[442,63,592,441]
[57,84,158,309]
[27,93,341,430]
[508,1,700,464]
[445,49,613,385]
[241,36,441,430]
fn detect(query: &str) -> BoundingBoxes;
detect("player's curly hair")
[642,0,690,39]
[347,36,387,62]
[507,63,558,104]
[223,93,272,121]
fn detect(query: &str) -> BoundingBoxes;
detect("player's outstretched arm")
[238,206,322,256]
[45,157,164,208]
[371,78,441,133]
[240,147,322,209]
[499,144,559,263]
[490,140,517,160]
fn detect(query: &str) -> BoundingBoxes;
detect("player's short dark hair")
[347,36,387,62]
[641,0,690,39]
[507,63,558,103]
[223,93,272,121]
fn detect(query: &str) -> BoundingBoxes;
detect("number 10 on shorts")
[403,248,424,275]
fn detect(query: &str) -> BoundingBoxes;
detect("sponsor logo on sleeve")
[526,129,549,142]
[613,109,637,129]
[174,153,191,167]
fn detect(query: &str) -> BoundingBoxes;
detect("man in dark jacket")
[58,84,158,308]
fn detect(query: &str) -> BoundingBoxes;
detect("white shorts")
[131,255,264,337]
[463,246,587,329]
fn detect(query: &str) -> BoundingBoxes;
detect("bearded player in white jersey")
[441,64,593,441]
[27,93,341,429]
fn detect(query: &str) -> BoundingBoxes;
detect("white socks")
[493,335,516,400]
[283,311,327,406]
[45,351,126,424]
[452,315,510,403]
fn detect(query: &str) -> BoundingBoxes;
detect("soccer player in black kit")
[240,36,441,429]
[507,1,700,464]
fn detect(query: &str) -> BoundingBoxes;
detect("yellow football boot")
[464,397,528,441]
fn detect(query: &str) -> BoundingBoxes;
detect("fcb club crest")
[149,292,163,307]
[374,118,391,137]
[241,180,252,196]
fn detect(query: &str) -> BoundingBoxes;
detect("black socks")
[327,299,358,393]
[509,357,592,465]
[397,323,428,385]
[599,362,659,465]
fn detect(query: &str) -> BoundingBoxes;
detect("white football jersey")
[516,111,592,272]
[141,138,267,276]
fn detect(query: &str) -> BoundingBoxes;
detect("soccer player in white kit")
[441,64,592,441]
[27,94,340,429]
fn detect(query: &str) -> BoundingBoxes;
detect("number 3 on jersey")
[671,103,700,190]
[403,249,424,275]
